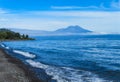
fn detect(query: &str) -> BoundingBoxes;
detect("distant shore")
[0,48,41,82]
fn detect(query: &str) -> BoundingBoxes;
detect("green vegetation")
[0,28,34,40]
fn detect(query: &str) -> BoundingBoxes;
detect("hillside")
[0,28,33,40]
[55,25,92,33]
[10,25,93,36]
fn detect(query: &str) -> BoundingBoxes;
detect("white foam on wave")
[13,50,36,58]
[0,44,5,48]
[5,46,9,49]
[0,43,10,49]
[26,59,107,82]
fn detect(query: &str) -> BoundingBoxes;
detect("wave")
[13,50,36,58]
[26,59,107,82]
[5,46,10,49]
[0,43,10,49]
[0,43,5,48]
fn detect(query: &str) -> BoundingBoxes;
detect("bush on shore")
[0,28,34,40]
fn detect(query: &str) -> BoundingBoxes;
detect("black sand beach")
[0,48,42,82]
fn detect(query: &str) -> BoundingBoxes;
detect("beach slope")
[0,48,41,82]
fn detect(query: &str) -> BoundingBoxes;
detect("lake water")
[1,34,120,82]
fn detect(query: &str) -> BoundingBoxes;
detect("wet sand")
[0,48,42,82]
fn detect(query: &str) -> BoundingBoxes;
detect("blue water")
[1,34,120,82]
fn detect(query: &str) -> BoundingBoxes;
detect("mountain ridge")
[10,25,93,36]
[55,25,92,33]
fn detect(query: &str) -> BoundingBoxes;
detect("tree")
[15,33,21,39]
[22,34,25,39]
[0,32,7,39]
[25,34,29,39]
[0,28,34,40]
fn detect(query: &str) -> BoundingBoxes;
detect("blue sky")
[0,0,119,11]
[0,0,120,33]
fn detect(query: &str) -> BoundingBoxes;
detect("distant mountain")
[55,25,92,33]
[10,25,93,36]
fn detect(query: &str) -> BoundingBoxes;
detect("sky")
[0,0,120,33]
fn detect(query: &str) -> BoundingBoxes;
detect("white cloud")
[51,6,99,10]
[51,0,120,11]
[0,9,120,33]
[0,8,8,14]
[111,0,120,9]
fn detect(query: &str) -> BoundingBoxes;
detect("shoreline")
[0,48,42,82]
